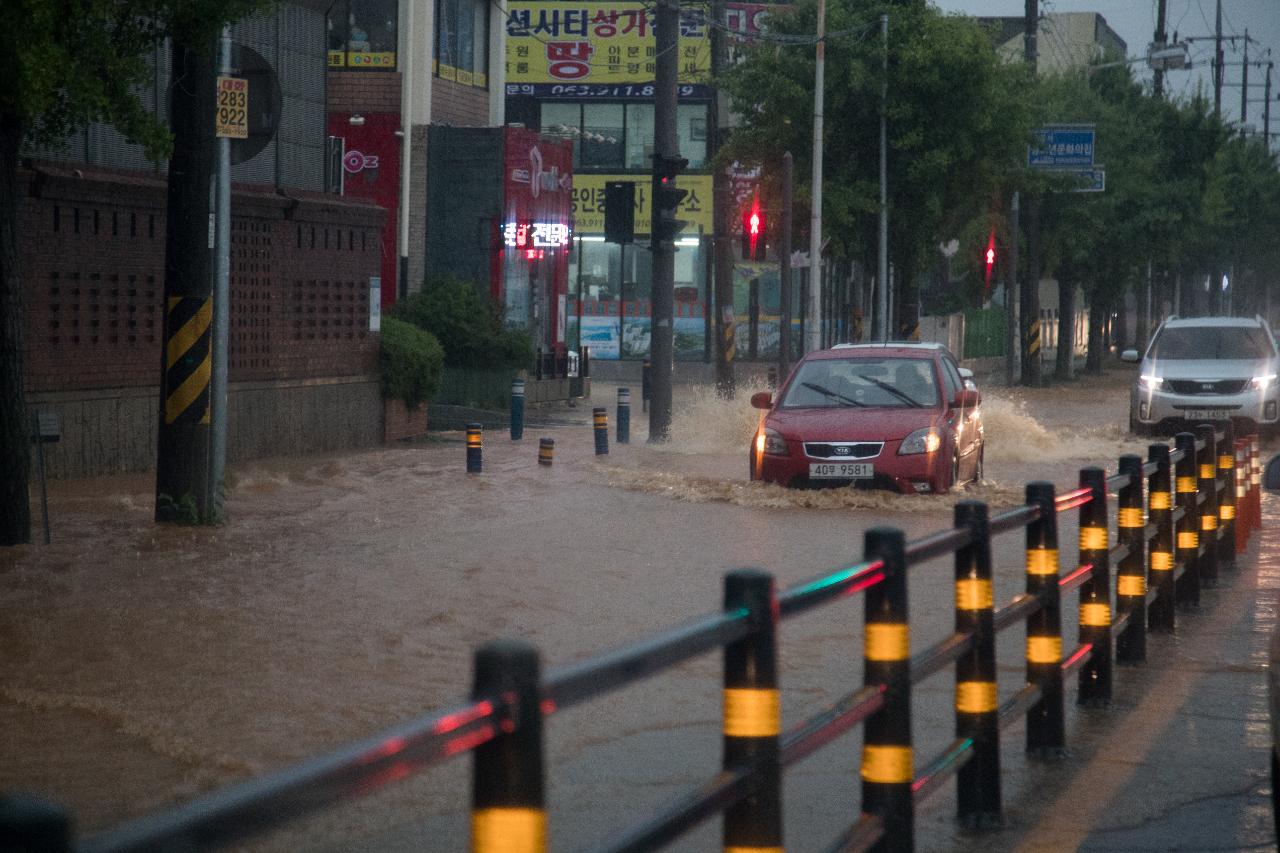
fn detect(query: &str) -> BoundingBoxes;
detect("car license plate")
[1184,409,1232,421]
[810,462,874,479]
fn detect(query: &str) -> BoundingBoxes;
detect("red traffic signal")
[983,233,996,286]
[742,200,766,261]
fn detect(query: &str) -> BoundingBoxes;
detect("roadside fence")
[1,426,1264,853]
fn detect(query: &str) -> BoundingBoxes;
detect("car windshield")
[780,357,939,408]
[1149,326,1275,360]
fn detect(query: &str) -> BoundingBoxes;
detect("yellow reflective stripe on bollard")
[955,681,998,714]
[1117,574,1146,597]
[1200,464,1215,479]
[1201,513,1218,531]
[1150,551,1174,571]
[1079,526,1108,551]
[861,745,913,784]
[865,624,909,661]
[1220,504,1236,520]
[1026,635,1063,664]
[1220,455,1234,470]
[1026,548,1059,575]
[722,688,781,738]
[1118,508,1144,528]
[955,579,993,611]
[1079,603,1111,627]
[1177,531,1199,550]
[472,808,546,853]
[1177,476,1198,493]
[1149,491,1171,510]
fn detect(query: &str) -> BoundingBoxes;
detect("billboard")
[572,174,713,236]
[504,1,712,98]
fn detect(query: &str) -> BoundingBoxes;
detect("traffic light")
[651,154,689,244]
[983,232,996,287]
[741,200,767,261]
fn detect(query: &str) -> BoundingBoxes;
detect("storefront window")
[540,103,581,165]
[581,104,624,169]
[545,102,708,171]
[677,104,708,168]
[328,0,399,70]
[625,103,654,169]
[435,0,490,86]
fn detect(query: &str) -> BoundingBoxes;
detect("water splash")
[981,396,1146,463]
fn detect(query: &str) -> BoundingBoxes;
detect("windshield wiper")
[801,382,865,407]
[858,374,923,408]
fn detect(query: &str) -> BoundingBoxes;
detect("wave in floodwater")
[981,396,1145,464]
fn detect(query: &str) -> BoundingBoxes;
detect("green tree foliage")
[394,276,535,370]
[379,317,444,410]
[0,0,267,545]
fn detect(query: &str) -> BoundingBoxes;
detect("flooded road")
[1,365,1265,850]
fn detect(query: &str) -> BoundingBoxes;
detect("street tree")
[0,0,263,545]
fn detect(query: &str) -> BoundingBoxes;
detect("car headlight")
[760,428,789,456]
[1139,374,1165,391]
[1251,374,1277,392]
[898,427,942,455]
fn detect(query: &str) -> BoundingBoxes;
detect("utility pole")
[710,0,734,398]
[1241,29,1249,136]
[877,13,889,342]
[806,0,825,353]
[648,0,679,441]
[1007,192,1019,386]
[780,152,794,377]
[209,26,232,522]
[1153,0,1168,97]
[1021,0,1041,386]
[156,34,217,523]
[1214,0,1223,120]
[1265,62,1273,151]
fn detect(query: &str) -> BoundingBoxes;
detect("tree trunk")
[1086,292,1105,376]
[1055,278,1074,380]
[0,112,31,545]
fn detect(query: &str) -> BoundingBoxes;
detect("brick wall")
[20,163,386,395]
[328,71,402,115]
[430,77,490,126]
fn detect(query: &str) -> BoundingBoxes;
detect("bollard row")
[460,390,638,472]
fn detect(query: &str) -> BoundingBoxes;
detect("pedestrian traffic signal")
[742,203,767,260]
[651,154,689,245]
[984,233,997,286]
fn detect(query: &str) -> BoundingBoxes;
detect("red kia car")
[748,343,984,493]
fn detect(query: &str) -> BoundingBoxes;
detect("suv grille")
[1167,379,1249,395]
[804,441,883,460]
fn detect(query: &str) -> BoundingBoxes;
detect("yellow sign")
[215,76,248,140]
[505,1,710,88]
[572,174,712,236]
[328,50,397,69]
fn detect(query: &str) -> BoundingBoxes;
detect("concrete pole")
[877,13,889,342]
[210,26,232,520]
[1007,191,1019,386]
[806,0,825,353]
[1241,30,1249,137]
[648,0,678,441]
[398,0,415,300]
[780,152,794,376]
[1214,0,1223,120]
[1153,0,1167,97]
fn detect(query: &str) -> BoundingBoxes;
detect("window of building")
[328,0,399,70]
[543,102,708,171]
[435,0,490,87]
[625,103,654,169]
[580,103,624,169]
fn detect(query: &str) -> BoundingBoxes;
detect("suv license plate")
[810,462,873,479]
[1185,409,1232,421]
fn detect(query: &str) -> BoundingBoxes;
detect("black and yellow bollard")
[538,437,554,467]
[1217,421,1237,570]
[1077,467,1112,707]
[954,500,1001,828]
[1195,424,1219,588]
[1025,481,1065,756]
[1146,443,1176,633]
[721,569,783,851]
[1173,432,1200,607]
[470,641,545,853]
[466,423,483,474]
[616,388,631,444]
[1115,454,1147,664]
[861,527,913,851]
[510,378,525,441]
[593,407,609,455]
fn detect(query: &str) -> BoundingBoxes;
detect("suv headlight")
[898,427,942,455]
[1251,374,1277,392]
[759,428,789,456]
[1139,373,1165,391]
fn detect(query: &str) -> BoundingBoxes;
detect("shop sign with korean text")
[504,1,711,98]
[573,174,712,236]
[215,76,249,139]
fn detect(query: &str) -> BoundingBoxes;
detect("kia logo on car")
[834,446,851,455]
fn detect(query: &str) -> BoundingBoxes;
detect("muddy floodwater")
[1,366,1254,850]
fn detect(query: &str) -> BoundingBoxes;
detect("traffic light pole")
[649,0,679,441]
[780,152,794,377]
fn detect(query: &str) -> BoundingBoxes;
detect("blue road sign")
[1029,125,1096,169]
[1068,167,1105,193]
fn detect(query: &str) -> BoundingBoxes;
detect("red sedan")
[748,343,984,493]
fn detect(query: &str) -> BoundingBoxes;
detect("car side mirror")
[1121,349,1140,363]
[1265,454,1280,491]
[958,367,974,380]
[750,391,773,410]
[953,389,980,408]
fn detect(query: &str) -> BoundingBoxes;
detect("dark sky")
[932,0,1279,141]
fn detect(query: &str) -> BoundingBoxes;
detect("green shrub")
[395,275,534,370]
[380,316,444,410]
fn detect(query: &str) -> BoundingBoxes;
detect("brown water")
[1,365,1255,850]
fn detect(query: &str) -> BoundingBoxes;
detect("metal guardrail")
[2,425,1264,853]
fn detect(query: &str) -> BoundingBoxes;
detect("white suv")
[1124,316,1280,437]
